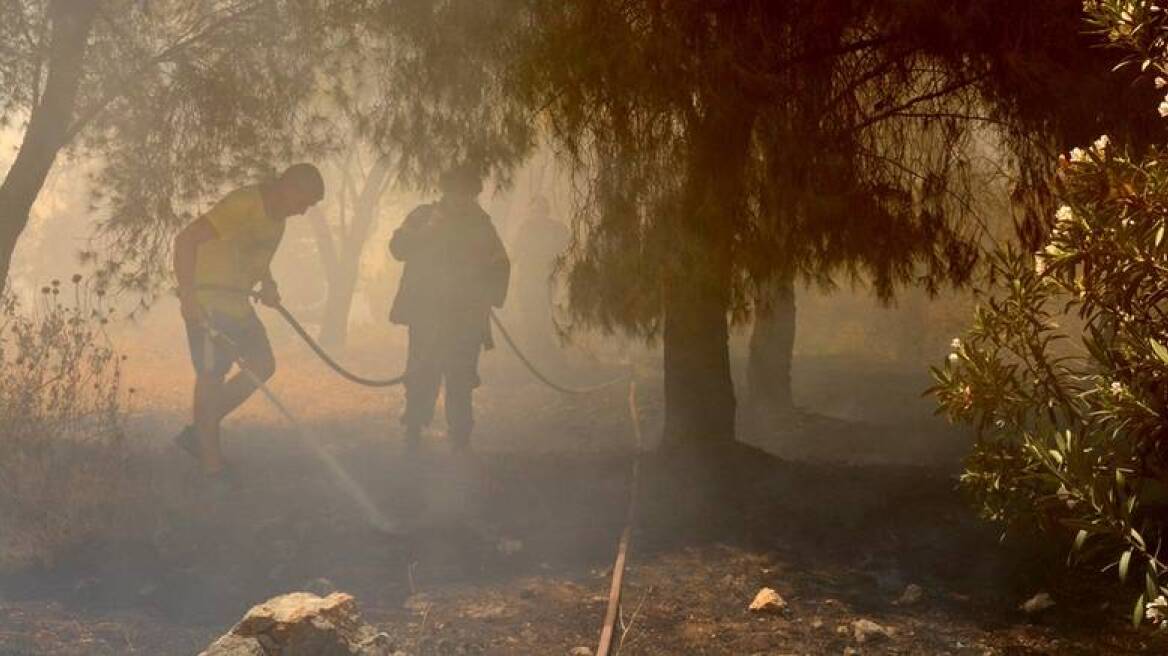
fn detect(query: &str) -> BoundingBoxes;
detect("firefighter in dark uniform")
[389,164,510,452]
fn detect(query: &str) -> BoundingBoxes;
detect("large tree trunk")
[0,1,96,292]
[662,258,736,445]
[661,104,756,449]
[747,274,796,415]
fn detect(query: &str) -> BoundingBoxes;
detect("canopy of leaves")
[495,0,1168,338]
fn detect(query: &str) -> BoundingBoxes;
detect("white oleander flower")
[1069,147,1089,162]
[1093,134,1110,153]
[1146,595,1168,627]
[1111,381,1124,395]
[1159,98,1168,118]
[948,353,960,363]
[1055,205,1075,226]
[950,338,962,350]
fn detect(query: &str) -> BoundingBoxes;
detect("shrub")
[935,1,1168,627]
[0,277,130,569]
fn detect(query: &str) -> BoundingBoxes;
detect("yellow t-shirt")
[193,185,285,318]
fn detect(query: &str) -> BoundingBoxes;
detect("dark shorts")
[185,310,272,379]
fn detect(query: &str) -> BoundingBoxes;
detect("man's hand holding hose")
[257,276,281,308]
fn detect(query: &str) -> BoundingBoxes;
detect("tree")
[308,146,393,349]
[741,0,1168,416]
[509,1,1018,447]
[0,0,97,290]
[0,0,329,299]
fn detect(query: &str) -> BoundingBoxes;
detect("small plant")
[0,276,129,569]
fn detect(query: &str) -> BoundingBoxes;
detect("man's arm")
[173,216,219,322]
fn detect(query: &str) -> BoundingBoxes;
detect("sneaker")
[174,425,199,460]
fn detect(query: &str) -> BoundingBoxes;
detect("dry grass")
[0,282,133,570]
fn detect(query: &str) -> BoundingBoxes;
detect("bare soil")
[1,315,1165,655]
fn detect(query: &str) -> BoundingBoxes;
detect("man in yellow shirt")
[172,164,325,484]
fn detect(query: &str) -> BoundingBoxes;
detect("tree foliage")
[505,0,1164,339]
[934,0,1168,625]
[74,0,338,304]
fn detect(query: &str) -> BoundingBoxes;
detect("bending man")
[389,163,510,452]
[173,164,325,483]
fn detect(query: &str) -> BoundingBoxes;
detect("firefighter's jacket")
[389,198,510,349]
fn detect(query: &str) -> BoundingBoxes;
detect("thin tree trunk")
[313,155,391,350]
[747,274,796,415]
[661,104,756,449]
[0,1,96,292]
[318,260,360,349]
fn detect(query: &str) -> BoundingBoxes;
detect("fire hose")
[195,285,641,655]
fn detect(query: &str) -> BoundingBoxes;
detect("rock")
[496,537,524,556]
[748,587,787,613]
[1020,591,1055,614]
[851,618,894,643]
[199,592,394,656]
[569,648,594,656]
[894,583,924,606]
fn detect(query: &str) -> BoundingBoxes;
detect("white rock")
[496,537,524,556]
[748,587,787,613]
[894,583,924,606]
[199,592,394,656]
[1021,592,1055,614]
[852,618,895,643]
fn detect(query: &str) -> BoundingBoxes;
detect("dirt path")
[2,324,1165,655]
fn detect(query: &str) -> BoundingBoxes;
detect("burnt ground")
[1,319,1166,655]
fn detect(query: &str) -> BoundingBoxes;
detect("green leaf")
[1134,593,1146,628]
[1147,570,1159,604]
[1156,224,1165,247]
[1151,339,1168,365]
[1120,549,1133,583]
[1074,529,1089,552]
